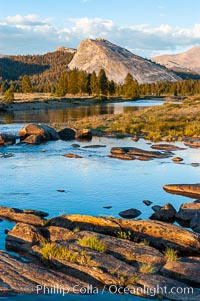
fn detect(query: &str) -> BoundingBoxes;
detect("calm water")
[0,99,164,124]
[0,99,199,301]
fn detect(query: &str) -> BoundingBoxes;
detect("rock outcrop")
[150,203,177,221]
[2,209,200,299]
[68,38,179,84]
[0,250,88,295]
[0,206,46,226]
[47,214,200,254]
[19,124,59,141]
[176,202,200,221]
[163,184,200,197]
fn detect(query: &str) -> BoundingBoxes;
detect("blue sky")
[1,0,200,56]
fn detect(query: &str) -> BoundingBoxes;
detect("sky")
[1,0,200,57]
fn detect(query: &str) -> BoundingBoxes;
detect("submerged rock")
[71,143,80,148]
[0,153,14,158]
[191,163,200,167]
[108,154,135,160]
[127,147,168,158]
[151,144,185,151]
[63,153,83,158]
[119,208,142,219]
[143,200,153,206]
[82,145,106,148]
[110,146,169,159]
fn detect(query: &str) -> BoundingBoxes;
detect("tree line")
[1,69,200,103]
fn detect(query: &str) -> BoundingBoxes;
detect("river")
[0,99,164,124]
[0,99,199,301]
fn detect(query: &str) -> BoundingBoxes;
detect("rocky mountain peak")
[68,38,180,84]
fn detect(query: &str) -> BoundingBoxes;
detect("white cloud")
[1,15,200,57]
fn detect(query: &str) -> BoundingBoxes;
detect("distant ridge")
[152,46,200,74]
[68,38,180,84]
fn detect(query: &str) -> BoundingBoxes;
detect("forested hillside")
[0,50,74,92]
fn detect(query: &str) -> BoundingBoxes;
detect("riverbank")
[60,97,200,142]
[0,93,133,112]
[0,92,169,112]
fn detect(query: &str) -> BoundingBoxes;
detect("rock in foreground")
[1,210,200,299]
[0,206,46,226]
[19,124,59,141]
[47,214,200,254]
[0,250,88,295]
[164,184,200,197]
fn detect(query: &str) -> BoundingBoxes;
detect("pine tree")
[108,80,115,96]
[98,69,108,96]
[90,71,99,95]
[56,73,68,96]
[22,75,32,93]
[78,70,88,94]
[68,69,79,94]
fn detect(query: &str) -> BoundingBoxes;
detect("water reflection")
[0,99,164,124]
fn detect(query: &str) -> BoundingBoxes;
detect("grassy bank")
[62,97,200,142]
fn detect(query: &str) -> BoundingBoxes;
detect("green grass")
[164,248,179,262]
[77,237,106,253]
[41,243,78,262]
[73,227,80,233]
[40,243,98,266]
[125,275,139,285]
[139,263,155,274]
[117,231,131,240]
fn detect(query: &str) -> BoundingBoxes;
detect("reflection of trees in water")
[0,103,143,124]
